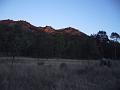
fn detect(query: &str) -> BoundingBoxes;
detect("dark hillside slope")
[0,19,100,59]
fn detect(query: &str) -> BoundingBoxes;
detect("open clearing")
[0,57,120,90]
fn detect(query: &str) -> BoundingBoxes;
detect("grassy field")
[0,57,120,90]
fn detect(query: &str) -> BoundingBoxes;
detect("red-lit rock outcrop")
[0,19,87,37]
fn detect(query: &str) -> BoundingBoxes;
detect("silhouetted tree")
[110,32,120,42]
[96,31,109,42]
[110,32,120,59]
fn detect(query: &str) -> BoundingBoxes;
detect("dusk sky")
[0,0,120,36]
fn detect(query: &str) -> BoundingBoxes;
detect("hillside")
[0,20,87,36]
[0,19,119,59]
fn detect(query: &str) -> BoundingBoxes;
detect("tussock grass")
[0,58,120,90]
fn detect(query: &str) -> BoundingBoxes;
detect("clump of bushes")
[59,63,68,70]
[99,59,112,67]
[37,61,45,66]
[75,66,89,75]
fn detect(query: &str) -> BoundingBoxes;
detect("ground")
[0,57,120,90]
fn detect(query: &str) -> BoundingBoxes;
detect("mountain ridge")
[0,19,88,37]
[0,19,120,59]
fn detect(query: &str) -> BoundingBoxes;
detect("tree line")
[91,31,120,59]
[0,22,120,60]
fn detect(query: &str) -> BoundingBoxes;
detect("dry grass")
[0,57,120,90]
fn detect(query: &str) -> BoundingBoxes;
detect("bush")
[59,63,67,70]
[37,62,45,66]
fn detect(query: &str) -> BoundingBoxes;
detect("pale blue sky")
[0,0,120,36]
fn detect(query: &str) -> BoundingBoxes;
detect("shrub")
[37,61,45,66]
[100,59,112,67]
[59,63,67,70]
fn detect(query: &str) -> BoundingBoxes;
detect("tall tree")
[96,31,109,42]
[110,32,120,59]
[110,32,120,42]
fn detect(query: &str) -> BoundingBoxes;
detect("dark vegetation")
[0,19,120,59]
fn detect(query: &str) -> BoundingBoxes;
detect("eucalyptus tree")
[110,32,120,42]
